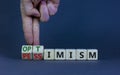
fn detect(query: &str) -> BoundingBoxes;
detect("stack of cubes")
[22,45,98,60]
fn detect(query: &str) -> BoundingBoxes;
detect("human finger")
[22,0,40,17]
[22,16,33,45]
[33,18,40,45]
[40,1,49,22]
[47,1,57,15]
[51,0,60,8]
[32,0,41,7]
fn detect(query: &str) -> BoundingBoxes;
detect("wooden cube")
[55,49,65,60]
[21,45,33,60]
[44,49,55,60]
[87,49,98,60]
[33,45,44,60]
[66,49,76,60]
[76,49,87,60]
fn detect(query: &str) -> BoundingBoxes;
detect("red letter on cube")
[33,53,43,60]
[22,53,31,60]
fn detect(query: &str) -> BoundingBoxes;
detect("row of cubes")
[21,45,98,60]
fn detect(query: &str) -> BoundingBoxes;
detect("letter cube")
[87,49,98,60]
[55,49,66,60]
[66,49,76,60]
[76,49,87,60]
[44,49,55,60]
[33,45,44,60]
[21,45,33,60]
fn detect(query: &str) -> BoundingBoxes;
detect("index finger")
[33,18,40,45]
[22,16,33,45]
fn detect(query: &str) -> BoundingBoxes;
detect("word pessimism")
[21,45,98,60]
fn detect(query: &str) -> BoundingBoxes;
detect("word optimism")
[21,45,98,60]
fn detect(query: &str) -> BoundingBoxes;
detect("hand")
[21,0,60,45]
[39,0,60,22]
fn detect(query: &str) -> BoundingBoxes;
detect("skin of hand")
[20,0,60,45]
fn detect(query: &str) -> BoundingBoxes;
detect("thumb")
[26,8,40,17]
[22,0,40,17]
[21,0,40,17]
